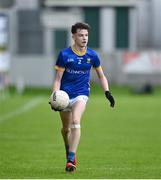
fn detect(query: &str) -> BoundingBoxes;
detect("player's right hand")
[48,101,60,111]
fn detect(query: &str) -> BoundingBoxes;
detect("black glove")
[48,101,61,111]
[105,91,115,108]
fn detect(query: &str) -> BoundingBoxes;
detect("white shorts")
[62,95,89,112]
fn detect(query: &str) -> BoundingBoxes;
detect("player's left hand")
[105,91,115,108]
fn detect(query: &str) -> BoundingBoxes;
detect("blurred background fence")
[0,0,161,91]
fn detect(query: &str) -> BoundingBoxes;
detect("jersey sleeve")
[55,51,65,72]
[93,53,101,68]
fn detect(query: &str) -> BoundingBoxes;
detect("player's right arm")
[52,70,64,92]
[49,70,64,111]
[49,50,65,111]
[53,50,65,91]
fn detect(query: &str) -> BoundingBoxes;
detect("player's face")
[73,29,88,48]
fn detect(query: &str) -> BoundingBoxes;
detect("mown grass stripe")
[0,97,43,123]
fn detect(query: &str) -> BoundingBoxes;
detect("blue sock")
[68,151,75,162]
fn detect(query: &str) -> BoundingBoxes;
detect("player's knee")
[61,127,70,135]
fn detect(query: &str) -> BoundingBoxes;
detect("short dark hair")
[71,22,91,34]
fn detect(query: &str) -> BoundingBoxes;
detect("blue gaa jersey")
[55,47,101,99]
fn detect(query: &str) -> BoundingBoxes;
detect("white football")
[50,90,69,111]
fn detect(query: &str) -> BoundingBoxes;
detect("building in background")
[0,8,10,98]
[0,0,161,88]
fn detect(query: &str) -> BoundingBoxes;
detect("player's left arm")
[95,66,115,108]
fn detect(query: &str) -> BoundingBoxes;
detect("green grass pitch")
[0,86,161,178]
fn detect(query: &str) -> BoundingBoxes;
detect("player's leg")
[69,100,86,152]
[66,100,86,171]
[59,111,72,160]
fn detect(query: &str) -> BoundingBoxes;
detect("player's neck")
[72,44,86,54]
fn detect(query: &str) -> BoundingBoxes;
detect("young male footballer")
[50,22,115,172]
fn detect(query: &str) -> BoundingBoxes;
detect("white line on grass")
[0,97,44,123]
